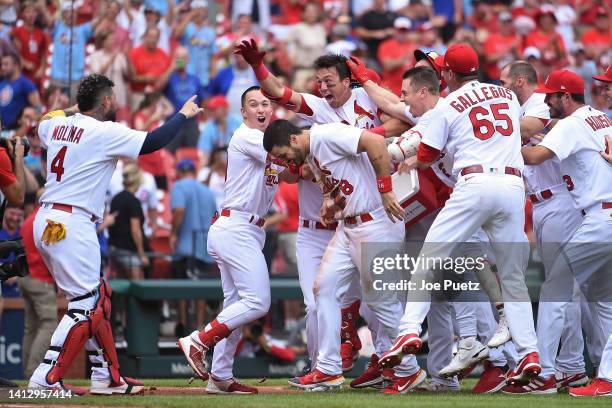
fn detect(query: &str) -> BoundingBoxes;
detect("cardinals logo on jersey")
[264,163,280,187]
[353,101,376,127]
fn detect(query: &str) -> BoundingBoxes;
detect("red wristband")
[253,63,270,81]
[370,125,386,137]
[377,175,392,193]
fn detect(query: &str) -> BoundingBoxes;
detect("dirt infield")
[146,385,301,395]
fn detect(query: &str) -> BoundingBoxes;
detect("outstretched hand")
[346,56,370,85]
[179,95,204,119]
[234,38,266,67]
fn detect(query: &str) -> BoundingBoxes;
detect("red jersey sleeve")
[0,148,16,187]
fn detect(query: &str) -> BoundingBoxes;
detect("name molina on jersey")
[50,125,84,144]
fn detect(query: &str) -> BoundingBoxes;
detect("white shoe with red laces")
[556,372,588,389]
[206,376,258,394]
[379,333,422,369]
[506,352,541,386]
[288,369,344,392]
[381,369,427,394]
[501,376,557,395]
[569,378,612,397]
[177,331,209,381]
[340,341,359,372]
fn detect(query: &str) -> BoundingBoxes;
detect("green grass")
[1,379,607,407]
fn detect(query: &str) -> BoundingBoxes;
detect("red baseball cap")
[535,70,585,94]
[438,43,479,74]
[593,66,612,83]
[207,95,229,110]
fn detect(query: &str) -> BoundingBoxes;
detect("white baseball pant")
[296,223,335,366]
[399,173,538,358]
[532,194,586,378]
[314,207,420,377]
[207,213,271,380]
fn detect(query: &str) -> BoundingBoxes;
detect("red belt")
[51,203,97,222]
[302,220,338,230]
[221,208,265,227]
[581,202,612,216]
[344,213,373,225]
[529,189,553,203]
[460,165,522,178]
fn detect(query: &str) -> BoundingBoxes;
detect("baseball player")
[521,69,612,397]
[234,39,416,387]
[27,74,202,393]
[263,119,427,393]
[177,86,295,394]
[499,61,589,394]
[349,57,516,393]
[379,43,541,387]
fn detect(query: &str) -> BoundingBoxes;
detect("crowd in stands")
[0,0,610,335]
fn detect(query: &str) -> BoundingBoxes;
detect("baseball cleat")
[177,331,209,381]
[415,378,460,392]
[501,376,557,395]
[556,372,588,389]
[340,341,359,372]
[505,352,541,386]
[288,369,344,392]
[487,316,511,348]
[472,361,508,394]
[205,376,258,394]
[379,333,422,369]
[569,378,612,397]
[90,376,145,395]
[438,337,489,378]
[381,369,427,394]
[350,354,387,388]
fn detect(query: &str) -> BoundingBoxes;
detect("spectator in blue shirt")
[170,159,216,332]
[207,49,258,117]
[50,2,102,101]
[197,95,241,166]
[0,54,41,129]
[157,46,205,152]
[173,0,217,87]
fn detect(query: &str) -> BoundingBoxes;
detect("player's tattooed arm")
[521,145,555,165]
[358,130,404,222]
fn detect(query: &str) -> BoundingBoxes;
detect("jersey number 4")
[469,103,514,140]
[51,146,68,182]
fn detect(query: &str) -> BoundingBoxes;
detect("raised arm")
[357,130,404,222]
[347,57,410,122]
[234,39,305,113]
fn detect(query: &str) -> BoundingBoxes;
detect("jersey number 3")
[469,103,514,140]
[51,146,68,182]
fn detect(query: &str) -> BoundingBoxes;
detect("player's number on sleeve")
[468,103,514,140]
[51,146,68,182]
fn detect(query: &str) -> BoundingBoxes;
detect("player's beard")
[104,108,117,122]
[293,148,306,166]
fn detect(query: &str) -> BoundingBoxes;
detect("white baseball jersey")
[423,81,524,176]
[539,105,612,210]
[309,123,381,216]
[403,104,420,125]
[296,87,384,220]
[299,88,383,130]
[520,93,562,194]
[220,123,284,217]
[38,113,146,219]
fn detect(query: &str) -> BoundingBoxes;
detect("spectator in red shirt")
[524,9,568,69]
[11,1,50,86]
[467,0,499,33]
[581,7,611,60]
[483,11,521,82]
[18,197,57,378]
[378,17,417,95]
[128,26,171,111]
[95,0,131,53]
[512,0,541,21]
